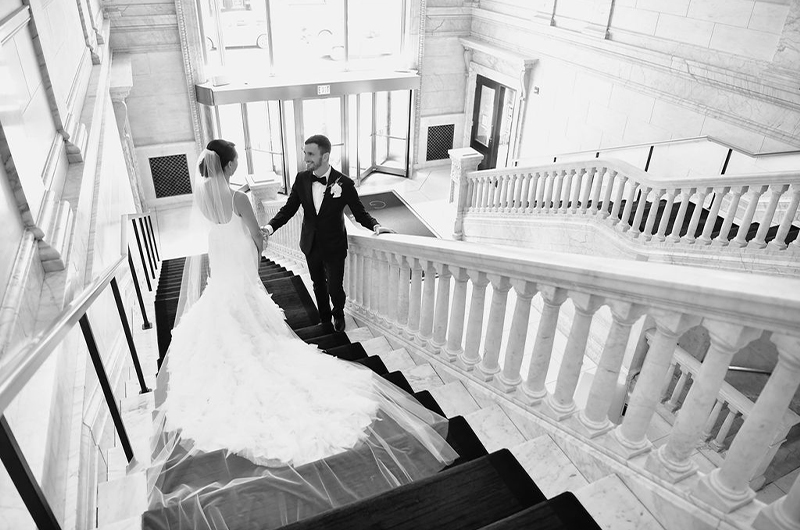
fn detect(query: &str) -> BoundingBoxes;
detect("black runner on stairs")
[479,491,602,530]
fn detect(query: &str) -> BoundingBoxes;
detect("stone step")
[428,380,482,418]
[509,434,589,498]
[345,326,374,342]
[377,347,417,372]
[574,474,665,530]
[96,472,148,527]
[464,404,527,453]
[96,516,142,530]
[359,336,394,356]
[106,446,130,482]
[405,362,445,393]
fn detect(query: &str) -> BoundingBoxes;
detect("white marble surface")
[406,362,445,392]
[511,435,590,498]
[345,327,374,343]
[575,474,665,530]
[378,348,417,372]
[429,381,482,417]
[360,336,394,356]
[96,472,148,526]
[464,404,527,453]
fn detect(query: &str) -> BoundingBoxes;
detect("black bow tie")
[312,175,327,185]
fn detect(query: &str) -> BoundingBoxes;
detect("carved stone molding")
[175,0,212,152]
[110,55,146,212]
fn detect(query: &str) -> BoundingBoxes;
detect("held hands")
[374,225,396,236]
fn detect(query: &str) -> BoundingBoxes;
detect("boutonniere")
[329,180,342,198]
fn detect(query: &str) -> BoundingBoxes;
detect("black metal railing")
[0,212,159,530]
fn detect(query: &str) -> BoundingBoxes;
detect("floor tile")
[510,435,589,498]
[464,404,526,453]
[429,381,481,417]
[406,363,445,392]
[574,474,664,530]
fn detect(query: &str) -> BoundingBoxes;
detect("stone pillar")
[406,258,423,340]
[629,186,651,238]
[768,185,800,250]
[698,187,729,244]
[655,189,677,241]
[667,188,692,242]
[754,471,800,530]
[395,254,411,331]
[521,286,568,404]
[477,275,511,381]
[496,280,537,392]
[577,301,645,437]
[430,263,452,353]
[458,270,489,371]
[695,334,800,513]
[646,321,760,483]
[386,254,400,330]
[753,185,789,248]
[607,311,700,459]
[685,187,711,243]
[417,260,437,346]
[443,267,469,362]
[110,56,146,213]
[448,148,483,241]
[713,186,744,246]
[543,293,603,420]
[732,185,767,247]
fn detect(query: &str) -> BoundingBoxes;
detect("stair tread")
[97,472,148,527]
[479,491,601,530]
[574,474,665,530]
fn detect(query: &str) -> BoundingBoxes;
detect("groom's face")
[304,143,329,174]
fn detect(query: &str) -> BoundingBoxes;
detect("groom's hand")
[374,225,396,235]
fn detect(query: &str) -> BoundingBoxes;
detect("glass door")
[470,74,506,170]
[300,97,345,175]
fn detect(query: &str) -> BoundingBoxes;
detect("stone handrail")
[450,150,800,255]
[341,229,800,522]
[651,333,800,490]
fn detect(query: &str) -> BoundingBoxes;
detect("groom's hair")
[305,135,331,155]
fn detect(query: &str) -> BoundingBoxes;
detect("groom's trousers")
[305,241,346,324]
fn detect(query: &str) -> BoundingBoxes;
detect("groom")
[263,134,394,332]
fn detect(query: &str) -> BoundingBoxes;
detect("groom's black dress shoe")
[333,316,346,333]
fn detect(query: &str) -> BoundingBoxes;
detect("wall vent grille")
[426,124,455,161]
[149,154,192,198]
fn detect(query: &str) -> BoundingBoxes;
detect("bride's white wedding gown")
[148,206,456,525]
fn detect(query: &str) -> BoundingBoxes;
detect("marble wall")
[0,165,25,303]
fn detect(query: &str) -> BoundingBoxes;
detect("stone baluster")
[493,176,505,211]
[368,250,381,318]
[619,180,637,231]
[590,167,605,215]
[386,253,400,329]
[655,189,678,241]
[544,293,603,420]
[450,148,483,238]
[406,258,423,339]
[496,280,538,392]
[518,173,531,212]
[508,173,518,210]
[417,260,437,346]
[482,176,493,211]
[465,178,475,210]
[570,168,583,214]
[521,286,568,404]
[609,174,628,225]
[710,407,738,451]
[711,186,744,246]
[600,168,615,217]
[695,334,800,512]
[476,177,486,211]
[702,399,725,440]
[754,462,800,530]
[443,267,469,362]
[608,311,700,459]
[430,263,452,354]
[753,185,789,248]
[536,171,548,212]
[643,188,664,240]
[629,186,652,238]
[664,367,690,412]
[357,249,370,314]
[661,359,678,400]
[525,172,539,213]
[459,270,489,371]
[579,167,594,214]
[344,256,353,309]
[498,175,509,211]
[647,322,760,483]
[395,254,411,331]
[684,187,711,243]
[477,275,512,381]
[513,173,524,211]
[697,187,729,244]
[768,185,800,250]
[560,169,575,213]
[732,185,767,247]
[550,170,564,212]
[577,301,645,437]
[378,251,391,323]
[668,188,693,243]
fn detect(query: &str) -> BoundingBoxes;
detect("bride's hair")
[199,139,237,177]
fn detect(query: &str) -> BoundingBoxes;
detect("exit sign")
[317,84,331,95]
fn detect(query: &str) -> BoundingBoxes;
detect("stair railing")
[0,220,151,530]
[128,211,161,292]
[451,150,800,258]
[652,335,800,490]
[343,230,800,518]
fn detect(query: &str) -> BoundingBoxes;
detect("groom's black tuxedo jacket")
[267,169,379,257]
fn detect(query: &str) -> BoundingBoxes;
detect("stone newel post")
[448,148,483,241]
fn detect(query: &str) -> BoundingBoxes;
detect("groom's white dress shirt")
[312,166,332,214]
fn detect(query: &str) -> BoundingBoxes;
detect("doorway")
[470,74,514,170]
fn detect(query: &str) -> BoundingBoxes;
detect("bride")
[146,140,457,529]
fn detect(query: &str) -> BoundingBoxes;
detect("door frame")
[470,75,506,170]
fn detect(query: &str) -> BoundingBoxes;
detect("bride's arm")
[233,191,264,255]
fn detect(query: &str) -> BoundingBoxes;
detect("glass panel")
[270,0,345,74]
[358,93,373,177]
[375,91,388,165]
[218,104,246,151]
[496,88,515,168]
[302,97,343,171]
[475,85,495,148]
[283,100,298,190]
[347,0,404,69]
[347,94,359,178]
[247,100,285,180]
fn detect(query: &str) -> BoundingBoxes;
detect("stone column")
[406,258,423,340]
[753,185,789,248]
[443,267,469,362]
[713,186,744,246]
[430,263,452,354]
[110,56,146,213]
[386,252,399,327]
[417,260,437,346]
[496,280,537,393]
[607,311,700,459]
[395,254,411,331]
[646,321,760,483]
[543,293,603,420]
[698,187,729,244]
[695,334,800,512]
[477,275,511,381]
[458,270,489,371]
[684,187,711,243]
[448,148,484,241]
[577,301,645,437]
[768,185,800,250]
[629,186,652,238]
[754,470,800,530]
[655,189,677,241]
[667,188,692,242]
[521,286,568,404]
[732,185,767,247]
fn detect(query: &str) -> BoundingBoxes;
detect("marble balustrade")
[337,230,800,517]
[456,156,800,253]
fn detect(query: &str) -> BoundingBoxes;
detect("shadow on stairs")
[136,256,602,529]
